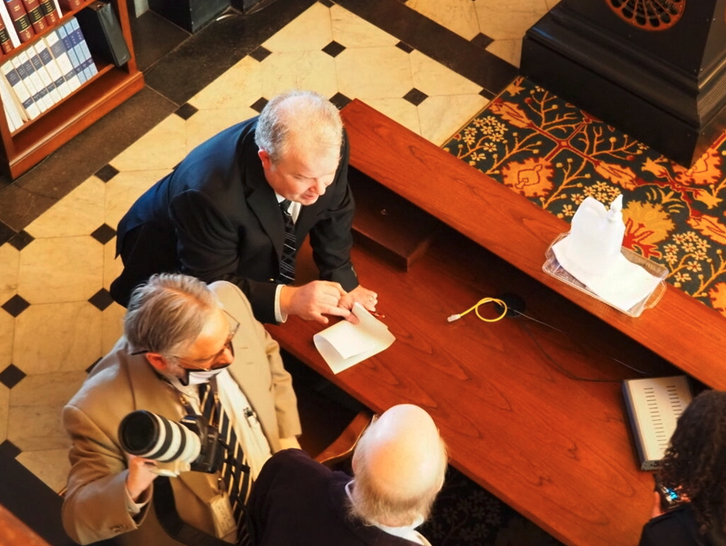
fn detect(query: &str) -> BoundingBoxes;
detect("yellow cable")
[447,297,508,323]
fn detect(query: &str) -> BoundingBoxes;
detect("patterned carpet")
[443,76,726,317]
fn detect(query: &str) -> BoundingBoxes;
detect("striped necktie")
[199,382,253,546]
[277,199,296,285]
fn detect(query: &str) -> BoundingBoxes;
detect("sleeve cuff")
[274,284,288,324]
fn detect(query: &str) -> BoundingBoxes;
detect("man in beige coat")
[62,274,301,546]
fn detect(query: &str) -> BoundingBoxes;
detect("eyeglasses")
[173,311,240,371]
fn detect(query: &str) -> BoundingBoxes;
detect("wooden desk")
[267,101,712,546]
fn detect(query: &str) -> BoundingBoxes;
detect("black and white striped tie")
[277,199,296,285]
[199,382,253,546]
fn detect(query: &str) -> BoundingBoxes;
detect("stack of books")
[0,16,97,131]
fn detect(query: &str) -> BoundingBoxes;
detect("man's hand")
[126,455,158,502]
[280,281,351,324]
[340,285,378,323]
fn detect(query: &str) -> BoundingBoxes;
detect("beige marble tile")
[259,51,338,101]
[406,0,480,40]
[25,177,105,239]
[104,169,168,229]
[188,56,263,111]
[7,403,70,451]
[10,371,87,407]
[14,302,102,375]
[102,303,125,355]
[18,236,103,304]
[487,38,522,68]
[103,240,122,291]
[17,448,70,493]
[330,4,398,48]
[262,3,332,53]
[0,384,8,442]
[363,98,421,136]
[336,47,414,100]
[410,50,482,96]
[0,311,13,369]
[111,114,187,172]
[475,0,549,41]
[184,109,256,153]
[0,243,19,306]
[419,94,490,145]
[545,0,560,10]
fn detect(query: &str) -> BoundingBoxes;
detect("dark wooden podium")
[521,0,726,167]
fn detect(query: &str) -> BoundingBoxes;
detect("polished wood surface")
[0,503,53,546]
[339,99,726,390]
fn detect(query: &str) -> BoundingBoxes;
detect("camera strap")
[154,475,233,546]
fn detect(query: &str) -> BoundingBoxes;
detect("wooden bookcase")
[0,0,144,179]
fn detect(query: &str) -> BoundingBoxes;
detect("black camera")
[119,410,224,474]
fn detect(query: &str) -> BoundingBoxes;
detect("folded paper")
[313,303,395,374]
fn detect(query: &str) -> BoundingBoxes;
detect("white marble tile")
[104,169,168,229]
[475,0,549,41]
[330,4,398,48]
[363,98,421,136]
[17,448,70,494]
[487,38,522,68]
[110,114,187,172]
[406,0,480,40]
[184,109,257,154]
[258,51,338,101]
[188,56,263,112]
[336,47,414,100]
[0,384,8,442]
[0,311,13,369]
[18,236,103,304]
[10,371,87,407]
[14,302,102,375]
[263,2,332,53]
[418,94,490,145]
[0,243,19,306]
[410,50,482,96]
[7,402,70,451]
[25,177,106,239]
[102,303,125,355]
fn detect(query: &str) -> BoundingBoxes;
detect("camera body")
[119,410,224,474]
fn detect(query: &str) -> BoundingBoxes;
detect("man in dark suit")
[110,90,377,325]
[249,404,448,546]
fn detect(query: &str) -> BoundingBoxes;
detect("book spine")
[0,12,13,54]
[57,0,81,11]
[0,3,19,47]
[68,16,94,79]
[15,49,51,111]
[38,0,56,25]
[44,28,78,91]
[9,54,41,116]
[0,59,34,120]
[58,19,83,83]
[29,42,59,103]
[20,0,46,34]
[3,0,34,43]
[0,69,24,130]
[35,39,66,98]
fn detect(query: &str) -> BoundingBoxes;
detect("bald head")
[350,405,447,528]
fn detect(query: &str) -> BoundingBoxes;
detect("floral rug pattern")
[443,76,726,317]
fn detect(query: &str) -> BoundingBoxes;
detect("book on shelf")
[0,3,20,48]
[57,0,81,10]
[4,0,34,43]
[14,49,52,111]
[1,57,39,120]
[0,10,13,54]
[44,26,80,91]
[68,17,96,79]
[38,0,57,24]
[0,72,24,130]
[57,18,85,83]
[20,0,47,34]
[34,39,68,98]
[28,41,60,103]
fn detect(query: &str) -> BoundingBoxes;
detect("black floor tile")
[130,9,191,73]
[144,0,316,106]
[335,0,519,96]
[8,230,33,251]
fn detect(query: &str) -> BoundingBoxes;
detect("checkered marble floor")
[0,0,550,494]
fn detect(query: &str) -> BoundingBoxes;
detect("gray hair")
[254,90,343,164]
[124,274,221,358]
[347,422,448,527]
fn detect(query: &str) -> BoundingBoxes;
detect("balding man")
[248,404,448,545]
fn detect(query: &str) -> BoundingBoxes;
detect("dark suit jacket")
[249,449,424,546]
[110,117,358,324]
[638,504,726,546]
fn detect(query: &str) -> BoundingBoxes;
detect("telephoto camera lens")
[119,410,201,464]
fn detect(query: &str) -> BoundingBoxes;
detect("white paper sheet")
[313,303,395,374]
